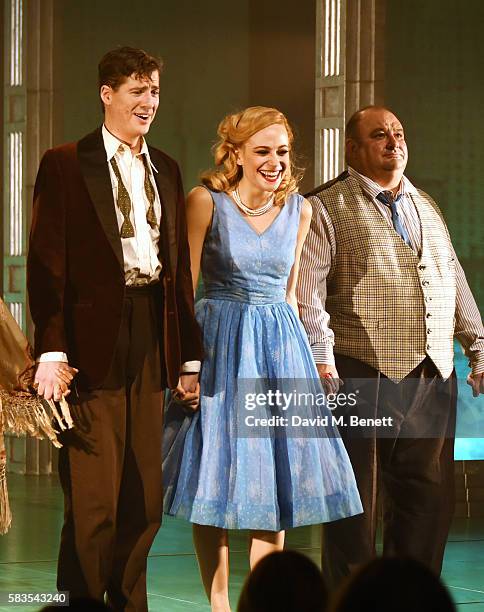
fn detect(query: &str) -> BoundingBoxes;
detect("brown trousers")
[57,286,164,611]
[322,355,457,589]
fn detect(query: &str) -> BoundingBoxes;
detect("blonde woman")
[164,107,362,611]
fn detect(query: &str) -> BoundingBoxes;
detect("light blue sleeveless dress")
[164,189,362,530]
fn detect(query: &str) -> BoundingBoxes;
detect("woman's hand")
[286,293,300,318]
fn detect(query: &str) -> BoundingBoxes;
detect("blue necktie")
[376,191,412,247]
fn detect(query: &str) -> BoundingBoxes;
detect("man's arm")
[173,165,203,398]
[453,248,484,396]
[296,194,340,393]
[28,150,67,355]
[27,150,74,400]
[286,198,312,316]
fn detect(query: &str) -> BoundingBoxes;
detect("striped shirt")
[297,166,484,375]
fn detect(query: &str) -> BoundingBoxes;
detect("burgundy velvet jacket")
[27,127,202,390]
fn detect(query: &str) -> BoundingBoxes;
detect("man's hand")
[34,361,78,401]
[316,363,342,395]
[467,372,484,397]
[171,373,200,411]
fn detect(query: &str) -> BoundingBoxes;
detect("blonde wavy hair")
[201,106,303,206]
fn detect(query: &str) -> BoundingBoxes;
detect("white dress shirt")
[103,126,162,285]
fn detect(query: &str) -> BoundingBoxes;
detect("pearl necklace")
[231,188,275,217]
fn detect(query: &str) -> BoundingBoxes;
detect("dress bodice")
[201,189,302,304]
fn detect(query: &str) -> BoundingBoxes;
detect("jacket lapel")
[77,128,124,271]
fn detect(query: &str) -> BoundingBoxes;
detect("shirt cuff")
[470,353,484,376]
[38,352,68,363]
[310,343,335,366]
[180,360,201,373]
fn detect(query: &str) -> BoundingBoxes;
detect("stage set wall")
[384,0,484,461]
[60,0,316,194]
[1,0,483,480]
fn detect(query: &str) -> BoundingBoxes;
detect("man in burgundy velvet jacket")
[27,47,202,611]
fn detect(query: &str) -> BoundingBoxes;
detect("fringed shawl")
[0,298,73,534]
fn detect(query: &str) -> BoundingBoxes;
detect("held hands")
[171,373,200,412]
[316,363,343,395]
[34,361,78,401]
[467,372,484,397]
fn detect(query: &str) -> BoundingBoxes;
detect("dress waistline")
[203,288,286,305]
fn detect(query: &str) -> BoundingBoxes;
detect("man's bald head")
[344,106,407,188]
[345,106,397,141]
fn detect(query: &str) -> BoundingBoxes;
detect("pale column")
[345,0,385,118]
[3,0,26,328]
[315,0,346,186]
[4,0,61,476]
[3,0,28,475]
[315,0,385,185]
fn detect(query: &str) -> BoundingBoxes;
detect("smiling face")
[346,108,408,185]
[100,71,159,150]
[236,123,290,196]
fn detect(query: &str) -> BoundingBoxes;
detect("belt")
[125,282,160,297]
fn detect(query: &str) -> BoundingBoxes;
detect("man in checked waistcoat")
[297,105,484,587]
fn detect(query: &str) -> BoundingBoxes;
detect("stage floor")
[0,474,483,611]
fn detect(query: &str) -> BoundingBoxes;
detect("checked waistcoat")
[313,173,456,381]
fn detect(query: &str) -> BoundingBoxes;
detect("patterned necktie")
[376,191,412,247]
[110,157,135,238]
[110,154,158,238]
[142,154,158,229]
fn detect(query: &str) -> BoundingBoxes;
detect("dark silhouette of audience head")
[330,557,456,612]
[237,549,328,612]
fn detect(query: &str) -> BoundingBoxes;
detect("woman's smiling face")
[236,123,290,195]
